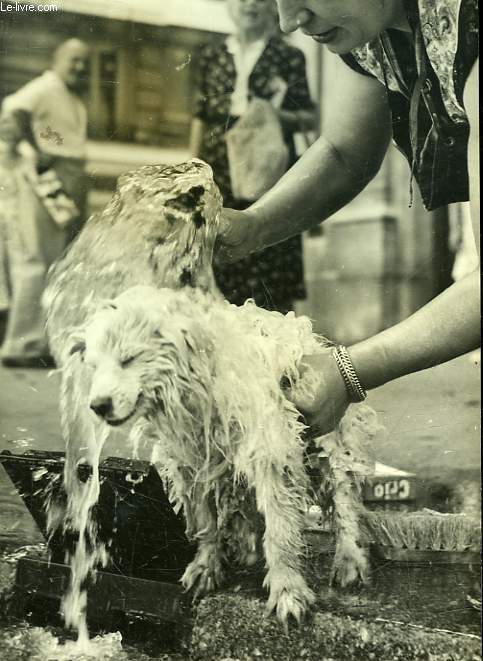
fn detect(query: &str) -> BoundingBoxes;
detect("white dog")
[44,161,377,625]
[68,285,377,622]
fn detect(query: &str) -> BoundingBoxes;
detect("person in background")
[0,127,16,345]
[0,38,90,368]
[191,0,317,314]
[217,0,479,433]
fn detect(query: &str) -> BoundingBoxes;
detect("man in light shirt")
[0,38,90,368]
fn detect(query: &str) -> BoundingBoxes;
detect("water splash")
[46,420,110,646]
[0,627,126,661]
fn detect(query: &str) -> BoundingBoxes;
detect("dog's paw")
[181,552,224,600]
[264,568,315,626]
[330,547,369,587]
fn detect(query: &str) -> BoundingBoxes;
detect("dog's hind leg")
[254,461,315,625]
[181,483,224,600]
[218,483,263,568]
[321,407,376,587]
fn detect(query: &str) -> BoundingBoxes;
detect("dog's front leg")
[254,462,315,624]
[181,485,224,600]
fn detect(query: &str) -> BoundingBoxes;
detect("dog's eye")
[121,356,136,368]
[70,342,86,359]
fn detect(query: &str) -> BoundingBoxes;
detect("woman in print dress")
[191,0,317,314]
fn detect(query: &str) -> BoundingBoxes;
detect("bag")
[225,98,289,201]
[23,166,80,229]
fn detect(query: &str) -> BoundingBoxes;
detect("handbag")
[225,98,289,202]
[23,165,80,229]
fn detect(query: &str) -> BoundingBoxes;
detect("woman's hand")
[287,348,350,436]
[216,207,260,264]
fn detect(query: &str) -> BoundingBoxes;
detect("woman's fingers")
[286,350,350,436]
[216,207,254,264]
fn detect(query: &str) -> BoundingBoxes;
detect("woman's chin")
[316,29,370,55]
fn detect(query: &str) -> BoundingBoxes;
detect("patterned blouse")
[341,0,479,210]
[193,36,314,312]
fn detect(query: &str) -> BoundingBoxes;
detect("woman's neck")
[236,26,271,46]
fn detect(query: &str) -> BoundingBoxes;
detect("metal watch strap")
[332,345,367,403]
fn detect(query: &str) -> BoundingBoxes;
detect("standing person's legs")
[1,171,67,365]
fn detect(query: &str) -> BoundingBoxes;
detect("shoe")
[1,355,56,369]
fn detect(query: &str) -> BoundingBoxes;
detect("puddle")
[0,625,183,661]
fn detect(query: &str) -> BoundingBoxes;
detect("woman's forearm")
[348,269,481,390]
[190,118,205,158]
[246,134,385,252]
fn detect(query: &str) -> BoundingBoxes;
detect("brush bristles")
[364,511,481,552]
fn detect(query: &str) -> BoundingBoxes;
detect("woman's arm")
[464,58,479,255]
[190,43,209,160]
[349,269,480,389]
[293,265,480,435]
[348,57,481,388]
[218,54,392,263]
[291,59,481,434]
[189,117,205,158]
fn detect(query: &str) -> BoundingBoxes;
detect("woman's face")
[226,0,276,34]
[275,1,406,54]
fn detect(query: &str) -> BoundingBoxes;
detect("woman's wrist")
[332,345,367,402]
[244,203,276,253]
[347,339,391,391]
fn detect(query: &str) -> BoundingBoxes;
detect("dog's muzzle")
[90,394,142,426]
[90,396,113,419]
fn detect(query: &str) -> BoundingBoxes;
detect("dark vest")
[341,0,478,210]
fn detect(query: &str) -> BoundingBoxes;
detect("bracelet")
[332,345,367,403]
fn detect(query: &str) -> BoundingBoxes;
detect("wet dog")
[75,285,377,622]
[45,160,377,624]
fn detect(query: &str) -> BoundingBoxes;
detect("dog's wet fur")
[45,160,377,624]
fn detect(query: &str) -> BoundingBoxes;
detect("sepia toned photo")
[0,1,480,659]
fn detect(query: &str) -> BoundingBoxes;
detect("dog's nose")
[90,396,113,418]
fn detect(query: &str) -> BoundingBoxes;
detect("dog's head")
[74,286,213,427]
[45,159,222,365]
